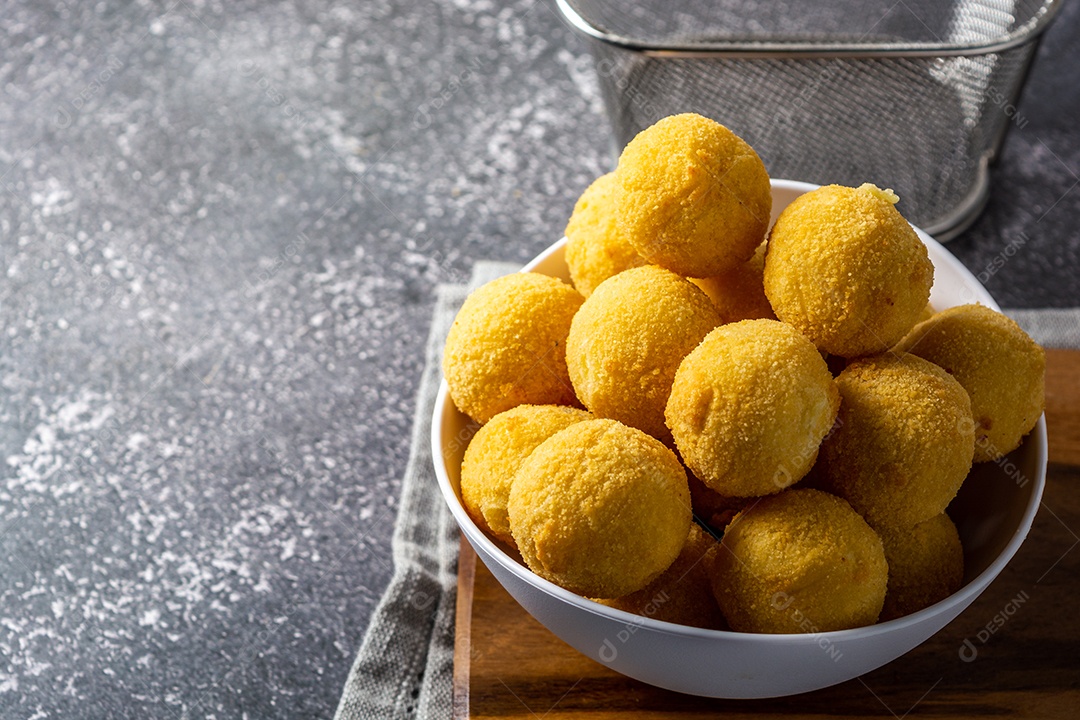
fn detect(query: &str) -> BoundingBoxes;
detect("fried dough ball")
[818,353,975,531]
[614,113,772,277]
[443,273,583,424]
[566,265,721,443]
[666,319,840,498]
[690,242,777,324]
[460,404,592,546]
[687,473,751,535]
[877,513,964,621]
[508,419,691,599]
[598,523,726,630]
[763,183,933,358]
[564,173,646,297]
[711,488,888,633]
[893,304,1045,463]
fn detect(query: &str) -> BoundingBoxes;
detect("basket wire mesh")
[558,0,1061,240]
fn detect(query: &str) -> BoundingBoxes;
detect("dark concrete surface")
[0,1,1075,718]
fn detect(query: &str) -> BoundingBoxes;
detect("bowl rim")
[431,178,1049,643]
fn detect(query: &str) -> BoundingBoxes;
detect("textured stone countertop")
[0,1,1077,717]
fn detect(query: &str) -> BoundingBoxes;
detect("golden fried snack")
[917,303,937,324]
[711,488,888,633]
[443,272,583,424]
[460,404,592,546]
[508,419,691,599]
[877,513,964,621]
[614,113,772,277]
[566,265,721,443]
[763,184,933,358]
[818,353,975,531]
[687,473,751,535]
[564,172,646,297]
[690,242,777,324]
[894,304,1045,463]
[598,523,726,630]
[666,319,840,498]
[825,352,848,378]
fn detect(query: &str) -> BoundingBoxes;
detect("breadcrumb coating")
[894,304,1045,463]
[597,523,727,630]
[819,353,975,530]
[508,419,691,599]
[690,242,777,324]
[566,265,721,444]
[614,113,772,277]
[564,172,647,297]
[687,473,751,535]
[763,184,933,357]
[711,488,888,633]
[877,513,964,621]
[666,319,840,497]
[443,273,583,424]
[460,404,592,546]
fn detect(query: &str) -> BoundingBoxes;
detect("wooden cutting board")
[453,349,1080,719]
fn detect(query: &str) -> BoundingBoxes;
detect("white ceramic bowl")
[431,179,1048,698]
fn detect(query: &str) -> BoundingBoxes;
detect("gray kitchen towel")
[333,261,516,720]
[333,256,1078,720]
[1005,308,1080,350]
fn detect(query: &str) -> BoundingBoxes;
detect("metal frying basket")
[556,0,1062,240]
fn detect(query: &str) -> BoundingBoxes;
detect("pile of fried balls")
[442,113,1046,633]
